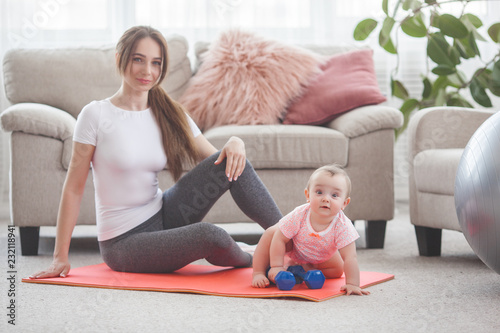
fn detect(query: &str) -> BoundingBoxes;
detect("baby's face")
[306,172,350,219]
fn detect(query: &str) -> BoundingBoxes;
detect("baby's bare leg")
[314,251,344,279]
[251,225,278,288]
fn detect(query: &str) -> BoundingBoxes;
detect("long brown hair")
[116,26,198,181]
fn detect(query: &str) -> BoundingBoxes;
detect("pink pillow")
[283,49,386,125]
[178,30,322,131]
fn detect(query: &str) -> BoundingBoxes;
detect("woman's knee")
[195,222,234,249]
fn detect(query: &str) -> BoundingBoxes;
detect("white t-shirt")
[73,98,201,241]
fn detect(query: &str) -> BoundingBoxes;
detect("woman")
[31,26,282,277]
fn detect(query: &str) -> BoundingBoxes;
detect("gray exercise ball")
[455,111,500,274]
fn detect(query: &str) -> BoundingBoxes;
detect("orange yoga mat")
[23,263,394,302]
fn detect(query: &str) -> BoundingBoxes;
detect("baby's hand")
[341,284,370,296]
[267,267,285,283]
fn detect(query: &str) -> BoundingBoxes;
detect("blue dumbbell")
[274,271,297,290]
[287,265,325,289]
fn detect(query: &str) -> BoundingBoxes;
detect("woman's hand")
[214,136,246,181]
[29,258,71,279]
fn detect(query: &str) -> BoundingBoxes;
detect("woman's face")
[122,37,163,93]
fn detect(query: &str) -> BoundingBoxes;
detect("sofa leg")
[19,227,40,256]
[365,220,386,249]
[414,225,442,256]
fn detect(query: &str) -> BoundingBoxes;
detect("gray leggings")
[99,152,282,273]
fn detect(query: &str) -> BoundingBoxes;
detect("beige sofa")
[408,107,495,256]
[1,35,403,255]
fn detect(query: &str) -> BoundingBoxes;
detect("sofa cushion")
[179,29,323,131]
[413,148,463,195]
[283,49,386,125]
[203,124,348,169]
[3,35,191,118]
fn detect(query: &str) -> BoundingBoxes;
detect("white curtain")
[0,0,499,213]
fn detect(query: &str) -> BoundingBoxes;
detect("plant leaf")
[474,69,490,88]
[488,60,500,96]
[449,44,461,65]
[430,11,440,28]
[462,13,483,29]
[422,77,432,98]
[400,98,419,114]
[432,65,456,76]
[432,76,449,95]
[402,0,422,11]
[470,77,492,107]
[454,34,478,59]
[354,19,378,41]
[461,14,486,42]
[447,70,467,88]
[435,88,446,106]
[447,96,473,108]
[395,98,419,140]
[402,0,411,11]
[492,60,500,83]
[379,17,395,45]
[379,19,397,54]
[439,14,468,39]
[467,31,480,58]
[427,33,454,67]
[382,0,389,15]
[391,79,409,100]
[431,76,449,105]
[488,23,500,43]
[401,13,427,38]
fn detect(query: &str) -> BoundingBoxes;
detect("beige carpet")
[1,200,499,332]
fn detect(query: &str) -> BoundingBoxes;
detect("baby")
[251,164,369,295]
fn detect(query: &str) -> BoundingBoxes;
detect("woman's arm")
[194,135,246,182]
[30,142,95,279]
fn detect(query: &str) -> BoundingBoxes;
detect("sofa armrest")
[407,107,495,160]
[325,105,403,138]
[0,103,75,141]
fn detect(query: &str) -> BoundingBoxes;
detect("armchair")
[407,106,495,256]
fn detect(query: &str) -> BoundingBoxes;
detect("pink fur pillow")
[178,30,322,131]
[283,49,387,125]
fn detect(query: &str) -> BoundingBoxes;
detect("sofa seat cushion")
[203,124,348,169]
[413,148,463,195]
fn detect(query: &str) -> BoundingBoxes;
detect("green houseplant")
[354,0,500,137]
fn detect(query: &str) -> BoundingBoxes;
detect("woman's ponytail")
[148,85,199,181]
